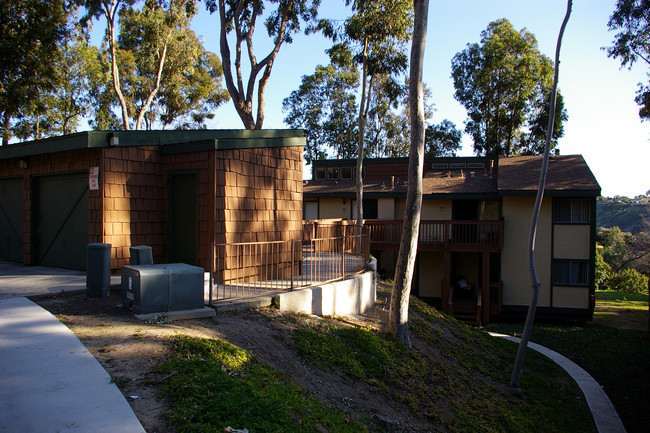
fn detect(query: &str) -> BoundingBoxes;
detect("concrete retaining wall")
[274,258,377,316]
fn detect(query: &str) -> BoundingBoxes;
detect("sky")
[155,1,650,197]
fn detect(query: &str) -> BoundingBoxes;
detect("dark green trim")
[160,136,305,155]
[589,196,597,301]
[0,130,305,160]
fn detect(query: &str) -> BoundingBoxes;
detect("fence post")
[341,232,346,280]
[209,242,214,307]
[290,241,294,291]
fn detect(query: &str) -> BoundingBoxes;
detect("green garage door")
[32,173,89,270]
[0,178,24,263]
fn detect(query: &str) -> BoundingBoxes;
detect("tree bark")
[356,36,369,235]
[135,34,171,130]
[106,0,131,130]
[218,0,290,129]
[389,0,429,347]
[510,0,572,388]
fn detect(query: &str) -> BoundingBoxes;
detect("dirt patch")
[31,284,430,433]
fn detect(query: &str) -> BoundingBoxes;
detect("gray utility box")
[129,245,153,265]
[121,263,204,314]
[86,243,111,299]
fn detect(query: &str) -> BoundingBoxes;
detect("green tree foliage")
[116,2,228,129]
[84,0,227,130]
[315,0,412,228]
[595,245,612,290]
[605,0,650,120]
[605,268,649,294]
[424,119,462,157]
[283,56,444,162]
[282,62,359,164]
[0,0,68,144]
[205,0,320,129]
[451,19,567,157]
[598,226,630,271]
[13,33,104,139]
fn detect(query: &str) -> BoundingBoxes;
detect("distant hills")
[597,197,650,233]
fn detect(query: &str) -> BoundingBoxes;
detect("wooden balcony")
[364,219,504,252]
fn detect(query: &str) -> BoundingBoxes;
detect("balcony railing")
[364,219,503,252]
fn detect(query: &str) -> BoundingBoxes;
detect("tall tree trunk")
[1,111,9,145]
[510,0,572,387]
[389,0,429,347]
[135,35,170,130]
[106,1,131,130]
[356,37,369,235]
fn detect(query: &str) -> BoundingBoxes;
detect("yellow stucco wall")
[553,286,589,308]
[418,252,444,297]
[553,224,591,259]
[318,198,350,219]
[394,198,405,219]
[421,199,452,220]
[501,196,552,307]
[377,198,395,219]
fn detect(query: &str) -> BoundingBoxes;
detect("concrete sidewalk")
[490,332,627,433]
[0,296,145,433]
[0,261,120,300]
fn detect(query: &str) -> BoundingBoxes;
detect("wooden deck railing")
[364,219,503,252]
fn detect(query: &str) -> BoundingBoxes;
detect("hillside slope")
[597,198,650,232]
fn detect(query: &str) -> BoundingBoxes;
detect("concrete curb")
[489,332,627,433]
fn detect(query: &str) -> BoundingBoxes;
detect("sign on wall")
[89,167,99,191]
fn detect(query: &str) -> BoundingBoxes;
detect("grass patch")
[596,290,648,308]
[294,297,594,433]
[486,290,650,433]
[156,335,367,433]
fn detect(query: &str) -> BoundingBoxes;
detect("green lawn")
[486,290,649,433]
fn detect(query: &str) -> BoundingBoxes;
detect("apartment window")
[553,260,589,286]
[327,167,340,179]
[340,166,354,179]
[315,167,326,180]
[553,199,591,223]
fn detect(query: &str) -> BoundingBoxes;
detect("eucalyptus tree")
[389,0,428,347]
[204,0,320,129]
[424,119,462,157]
[85,0,211,130]
[117,5,228,129]
[511,0,572,388]
[12,34,103,139]
[451,19,567,157]
[316,0,413,230]
[282,60,359,164]
[606,0,650,120]
[0,0,68,144]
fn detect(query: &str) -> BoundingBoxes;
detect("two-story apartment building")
[303,155,600,324]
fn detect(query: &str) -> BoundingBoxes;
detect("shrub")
[595,248,612,290]
[605,268,649,294]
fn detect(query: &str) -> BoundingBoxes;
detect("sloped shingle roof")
[498,155,600,193]
[304,155,600,197]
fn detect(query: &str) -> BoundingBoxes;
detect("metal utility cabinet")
[121,263,204,314]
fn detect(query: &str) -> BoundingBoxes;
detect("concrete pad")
[0,297,145,433]
[133,306,216,321]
